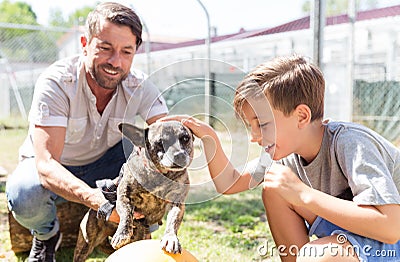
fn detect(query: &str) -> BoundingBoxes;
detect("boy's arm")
[159,115,259,194]
[304,189,400,244]
[265,163,400,244]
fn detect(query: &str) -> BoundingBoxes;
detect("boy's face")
[242,99,299,160]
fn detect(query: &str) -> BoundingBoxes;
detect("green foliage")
[48,7,67,27]
[0,127,27,175]
[48,4,97,28]
[0,116,28,129]
[5,188,274,261]
[1,30,58,62]
[302,0,349,16]
[0,0,58,63]
[0,0,37,24]
[67,5,95,26]
[152,189,275,261]
[301,0,381,16]
[325,0,350,16]
[0,0,38,41]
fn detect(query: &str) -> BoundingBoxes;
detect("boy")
[161,54,400,261]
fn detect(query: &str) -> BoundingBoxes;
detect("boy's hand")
[158,115,214,139]
[263,163,311,207]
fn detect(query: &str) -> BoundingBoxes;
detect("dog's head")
[118,121,194,172]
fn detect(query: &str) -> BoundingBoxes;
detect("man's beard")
[89,63,128,90]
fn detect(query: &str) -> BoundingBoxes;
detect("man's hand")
[108,209,144,223]
[109,209,120,223]
[96,179,145,223]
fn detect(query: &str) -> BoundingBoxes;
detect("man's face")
[82,19,137,90]
[242,98,299,160]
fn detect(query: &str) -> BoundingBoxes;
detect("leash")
[95,146,147,221]
[96,164,124,221]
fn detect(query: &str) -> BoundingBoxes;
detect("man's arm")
[33,125,106,211]
[146,113,168,125]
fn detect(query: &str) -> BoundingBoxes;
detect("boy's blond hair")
[234,54,325,122]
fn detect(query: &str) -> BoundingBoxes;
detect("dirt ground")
[0,174,15,261]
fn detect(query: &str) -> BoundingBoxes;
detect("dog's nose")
[173,151,188,167]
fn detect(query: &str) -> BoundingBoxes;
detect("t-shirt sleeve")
[28,74,69,127]
[335,129,400,205]
[138,79,168,121]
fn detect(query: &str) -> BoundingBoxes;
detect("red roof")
[137,5,400,54]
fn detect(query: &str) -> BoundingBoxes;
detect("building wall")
[133,15,400,124]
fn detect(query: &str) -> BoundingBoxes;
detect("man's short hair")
[85,2,142,48]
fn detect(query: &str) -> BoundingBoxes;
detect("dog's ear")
[118,123,147,147]
[184,126,195,141]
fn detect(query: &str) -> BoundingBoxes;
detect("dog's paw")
[111,232,131,250]
[160,234,182,254]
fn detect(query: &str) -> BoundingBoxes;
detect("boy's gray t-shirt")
[281,121,400,205]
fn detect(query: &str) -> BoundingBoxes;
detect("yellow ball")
[106,239,199,262]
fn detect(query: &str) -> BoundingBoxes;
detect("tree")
[0,1,59,63]
[48,7,68,27]
[301,0,380,16]
[67,5,95,26]
[0,0,37,24]
[0,0,38,40]
[48,4,96,28]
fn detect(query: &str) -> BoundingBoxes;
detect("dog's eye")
[180,135,190,143]
[155,139,163,147]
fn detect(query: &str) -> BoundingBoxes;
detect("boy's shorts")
[307,216,400,261]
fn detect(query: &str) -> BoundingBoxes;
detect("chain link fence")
[0,23,82,119]
[1,19,400,144]
[353,80,400,145]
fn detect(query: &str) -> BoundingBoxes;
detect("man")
[6,2,168,261]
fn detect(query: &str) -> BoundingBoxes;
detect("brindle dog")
[73,121,194,262]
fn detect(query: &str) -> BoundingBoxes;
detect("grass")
[0,124,29,261]
[151,188,276,262]
[0,128,27,174]
[0,120,279,262]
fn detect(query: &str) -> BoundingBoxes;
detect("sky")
[18,0,308,39]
